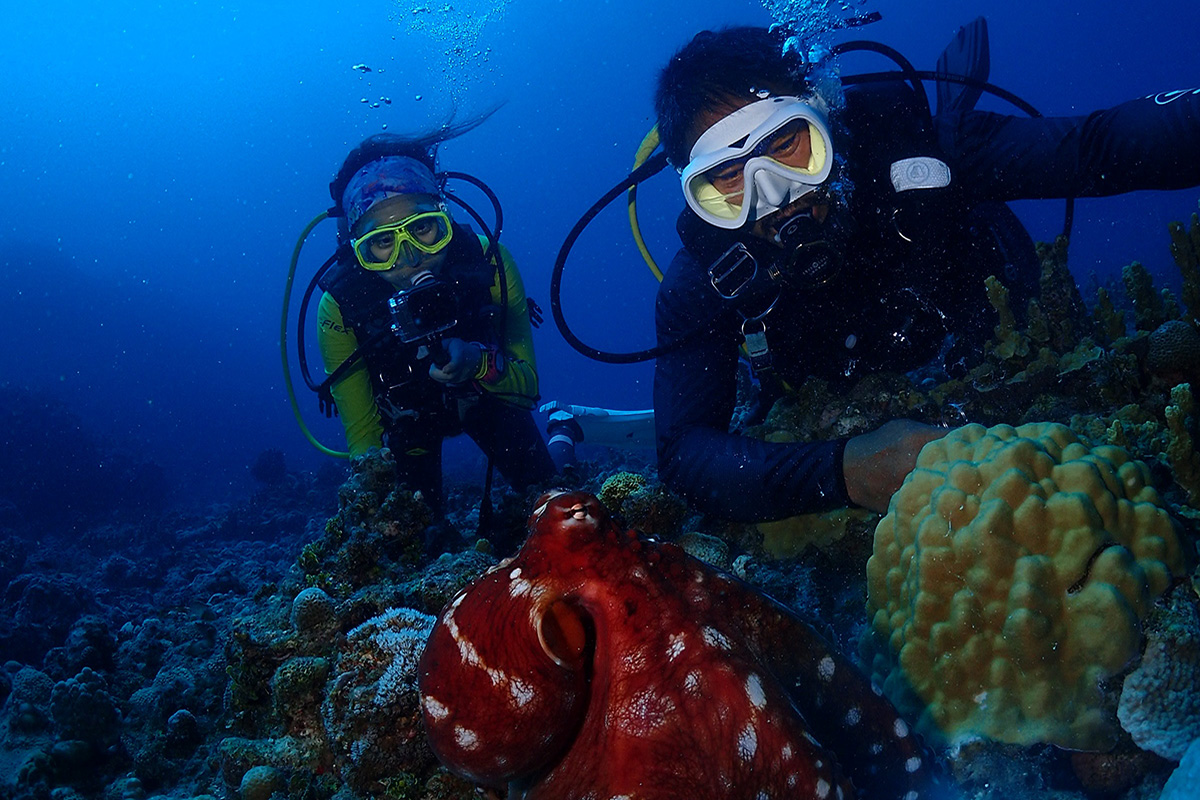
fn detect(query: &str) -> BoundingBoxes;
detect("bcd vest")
[677,78,1038,385]
[319,223,501,423]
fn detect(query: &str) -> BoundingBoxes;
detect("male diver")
[652,26,1200,520]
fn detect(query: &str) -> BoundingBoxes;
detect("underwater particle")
[351,63,372,73]
[380,96,392,105]
[414,94,423,101]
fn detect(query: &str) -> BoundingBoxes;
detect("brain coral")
[865,422,1187,750]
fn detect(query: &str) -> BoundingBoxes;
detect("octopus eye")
[530,489,570,522]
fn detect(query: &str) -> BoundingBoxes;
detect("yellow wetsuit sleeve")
[316,292,385,456]
[483,238,541,410]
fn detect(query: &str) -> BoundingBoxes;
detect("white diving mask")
[680,95,833,230]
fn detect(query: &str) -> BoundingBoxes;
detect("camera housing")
[388,272,459,343]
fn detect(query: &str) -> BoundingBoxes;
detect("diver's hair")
[329,106,502,209]
[655,26,808,168]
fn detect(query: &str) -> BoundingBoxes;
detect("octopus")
[418,490,941,799]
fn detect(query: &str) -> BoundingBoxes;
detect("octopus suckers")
[818,656,836,681]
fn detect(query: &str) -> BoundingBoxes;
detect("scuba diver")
[650,25,1200,521]
[316,122,557,553]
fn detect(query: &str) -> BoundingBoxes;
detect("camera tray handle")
[424,339,452,369]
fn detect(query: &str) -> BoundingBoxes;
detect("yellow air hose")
[627,125,665,283]
[281,211,350,458]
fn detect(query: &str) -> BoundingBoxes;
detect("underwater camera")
[388,270,459,343]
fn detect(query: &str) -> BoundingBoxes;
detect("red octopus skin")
[418,490,938,800]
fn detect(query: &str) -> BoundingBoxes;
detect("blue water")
[3,0,1199,503]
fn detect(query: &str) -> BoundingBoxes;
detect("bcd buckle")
[708,242,758,300]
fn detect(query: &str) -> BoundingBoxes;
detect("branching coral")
[1123,261,1173,333]
[1169,208,1200,324]
[864,422,1187,750]
[1164,382,1200,507]
[985,275,1030,361]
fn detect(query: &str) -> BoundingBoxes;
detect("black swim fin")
[936,16,990,115]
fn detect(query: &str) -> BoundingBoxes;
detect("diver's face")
[689,97,830,247]
[354,194,449,290]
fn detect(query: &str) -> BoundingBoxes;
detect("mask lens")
[351,210,454,271]
[355,229,400,270]
[403,211,452,252]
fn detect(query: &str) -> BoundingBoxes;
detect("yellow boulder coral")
[865,422,1187,750]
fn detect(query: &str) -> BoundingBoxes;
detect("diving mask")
[350,208,454,271]
[681,95,833,230]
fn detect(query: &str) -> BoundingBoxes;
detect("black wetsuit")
[655,82,1200,521]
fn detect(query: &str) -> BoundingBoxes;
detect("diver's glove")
[427,338,484,385]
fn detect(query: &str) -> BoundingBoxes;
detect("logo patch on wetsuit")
[890,157,951,192]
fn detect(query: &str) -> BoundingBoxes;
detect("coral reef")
[595,470,688,537]
[1123,260,1174,333]
[1164,382,1200,507]
[322,607,438,794]
[755,507,877,562]
[1145,320,1200,384]
[1117,585,1200,759]
[298,449,432,597]
[1169,208,1200,324]
[864,422,1188,750]
[6,204,1200,800]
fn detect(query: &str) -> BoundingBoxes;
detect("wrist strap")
[472,343,505,384]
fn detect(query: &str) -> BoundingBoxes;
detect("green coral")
[1123,261,1173,332]
[1028,237,1093,352]
[1165,383,1200,507]
[1090,285,1126,346]
[596,472,688,536]
[597,472,647,509]
[1169,207,1200,324]
[985,275,1030,361]
[271,657,330,734]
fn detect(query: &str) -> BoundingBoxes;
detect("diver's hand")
[843,420,945,513]
[428,338,483,385]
